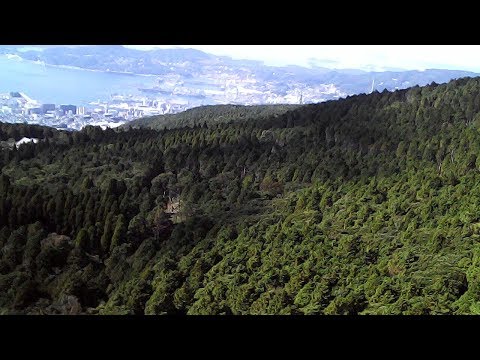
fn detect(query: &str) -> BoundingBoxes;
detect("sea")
[0,55,158,106]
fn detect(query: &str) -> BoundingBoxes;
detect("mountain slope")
[125,104,300,130]
[3,77,480,314]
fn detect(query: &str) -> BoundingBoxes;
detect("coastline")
[1,54,160,78]
[49,63,160,78]
[0,54,162,106]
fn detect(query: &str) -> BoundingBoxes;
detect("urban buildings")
[0,91,191,130]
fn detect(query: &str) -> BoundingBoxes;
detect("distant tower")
[299,91,303,105]
[370,78,375,93]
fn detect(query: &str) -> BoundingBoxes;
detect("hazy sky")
[125,45,480,72]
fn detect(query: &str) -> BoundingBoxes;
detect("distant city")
[0,72,331,131]
[0,91,191,131]
[0,45,478,131]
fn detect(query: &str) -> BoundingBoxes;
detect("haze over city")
[125,45,480,72]
[1,44,479,131]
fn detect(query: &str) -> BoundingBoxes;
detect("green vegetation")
[125,104,300,130]
[3,77,480,314]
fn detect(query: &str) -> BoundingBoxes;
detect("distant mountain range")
[0,45,478,130]
[1,45,476,92]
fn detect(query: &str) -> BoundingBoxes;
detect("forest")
[126,104,300,130]
[2,77,480,314]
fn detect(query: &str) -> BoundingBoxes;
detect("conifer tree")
[110,214,127,252]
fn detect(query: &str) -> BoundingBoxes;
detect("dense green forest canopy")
[0,122,65,142]
[125,104,300,130]
[3,77,480,314]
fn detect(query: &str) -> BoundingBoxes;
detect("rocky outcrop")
[165,196,180,215]
[41,233,72,250]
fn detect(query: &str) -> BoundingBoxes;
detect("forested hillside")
[3,77,480,314]
[125,104,300,130]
